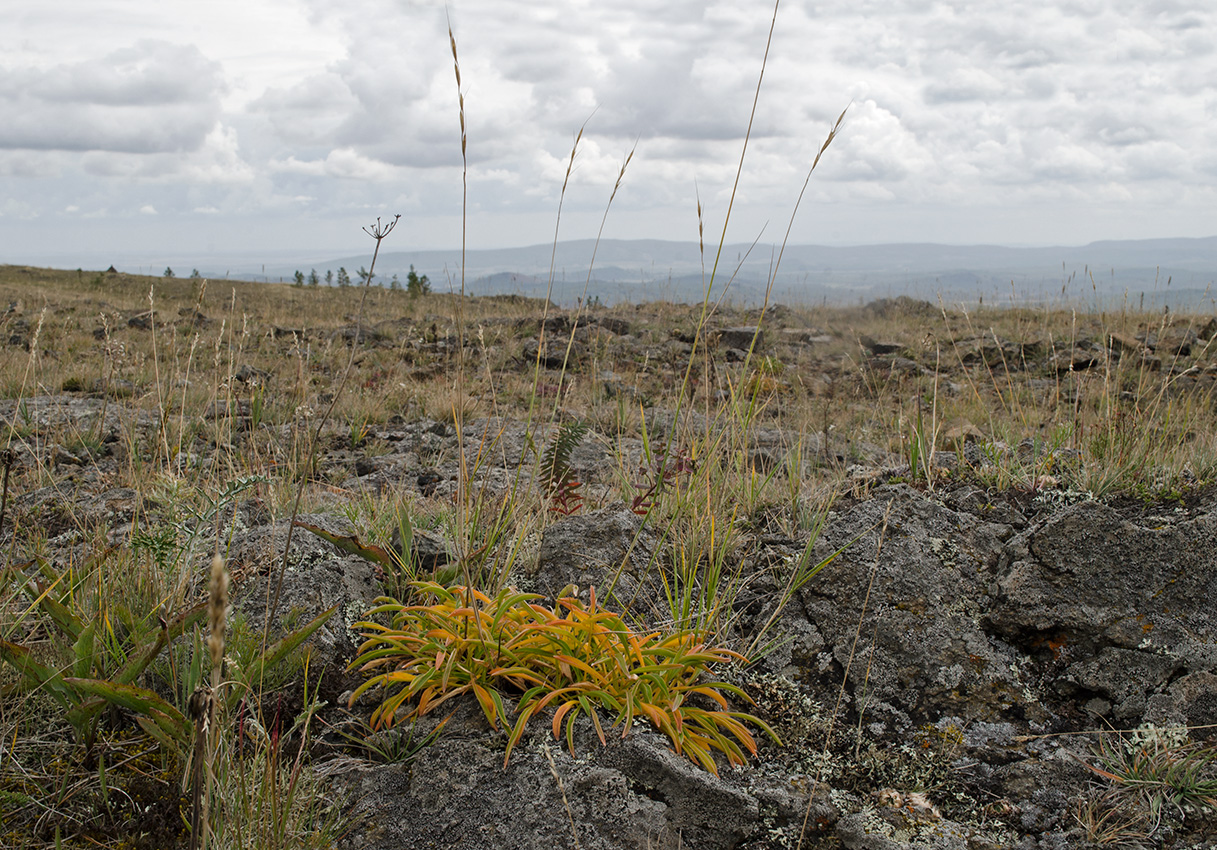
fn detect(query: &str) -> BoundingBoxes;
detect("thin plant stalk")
[269,216,399,637]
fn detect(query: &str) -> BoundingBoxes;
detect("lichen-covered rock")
[333,726,764,850]
[792,486,1037,731]
[228,513,383,696]
[1145,670,1217,737]
[986,499,1217,724]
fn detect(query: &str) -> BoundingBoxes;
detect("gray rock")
[595,316,631,336]
[858,336,905,356]
[522,336,583,369]
[986,499,1217,722]
[718,326,764,351]
[228,514,383,693]
[1061,646,1180,720]
[334,726,763,850]
[600,735,761,848]
[529,506,663,616]
[835,812,906,849]
[794,486,1033,730]
[1145,670,1217,738]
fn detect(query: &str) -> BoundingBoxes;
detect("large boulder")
[228,513,383,697]
[791,486,1038,732]
[333,711,768,850]
[985,499,1217,725]
[528,506,664,617]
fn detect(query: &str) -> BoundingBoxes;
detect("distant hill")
[145,236,1217,307]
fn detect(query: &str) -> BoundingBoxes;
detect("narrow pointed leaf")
[248,603,339,683]
[64,678,191,746]
[293,522,400,569]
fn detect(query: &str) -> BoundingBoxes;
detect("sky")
[2,0,1216,268]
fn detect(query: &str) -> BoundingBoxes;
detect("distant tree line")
[163,265,430,292]
[287,265,429,296]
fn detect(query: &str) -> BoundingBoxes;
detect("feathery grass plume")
[548,143,636,422]
[207,553,228,691]
[446,17,476,583]
[522,121,587,451]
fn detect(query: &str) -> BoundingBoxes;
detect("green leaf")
[35,588,85,643]
[111,599,208,687]
[72,621,96,679]
[64,678,191,746]
[0,639,78,709]
[505,701,541,766]
[247,603,340,684]
[136,714,187,752]
[293,522,399,569]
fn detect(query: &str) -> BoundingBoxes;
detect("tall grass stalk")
[445,19,476,583]
[547,144,637,423]
[639,0,846,640]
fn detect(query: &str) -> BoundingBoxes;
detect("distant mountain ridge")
[222,235,1217,307]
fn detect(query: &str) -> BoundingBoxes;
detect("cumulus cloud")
[0,151,66,178]
[0,41,224,153]
[249,73,360,146]
[182,126,256,184]
[269,148,397,180]
[3,0,1216,253]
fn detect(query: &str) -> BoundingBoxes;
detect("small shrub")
[406,265,431,297]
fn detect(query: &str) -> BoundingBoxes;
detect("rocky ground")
[3,274,1217,849]
[240,480,1217,850]
[5,392,1217,849]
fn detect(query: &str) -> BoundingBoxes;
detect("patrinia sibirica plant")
[348,581,778,775]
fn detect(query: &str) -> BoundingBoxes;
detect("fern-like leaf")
[540,420,589,494]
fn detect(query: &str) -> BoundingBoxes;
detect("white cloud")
[139,205,157,215]
[0,41,224,153]
[924,69,1009,104]
[182,126,255,184]
[1,0,1215,255]
[0,151,65,178]
[269,148,396,180]
[0,199,40,219]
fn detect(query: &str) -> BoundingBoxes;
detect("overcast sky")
[3,0,1215,267]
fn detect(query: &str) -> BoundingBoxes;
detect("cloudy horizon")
[3,0,1215,270]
